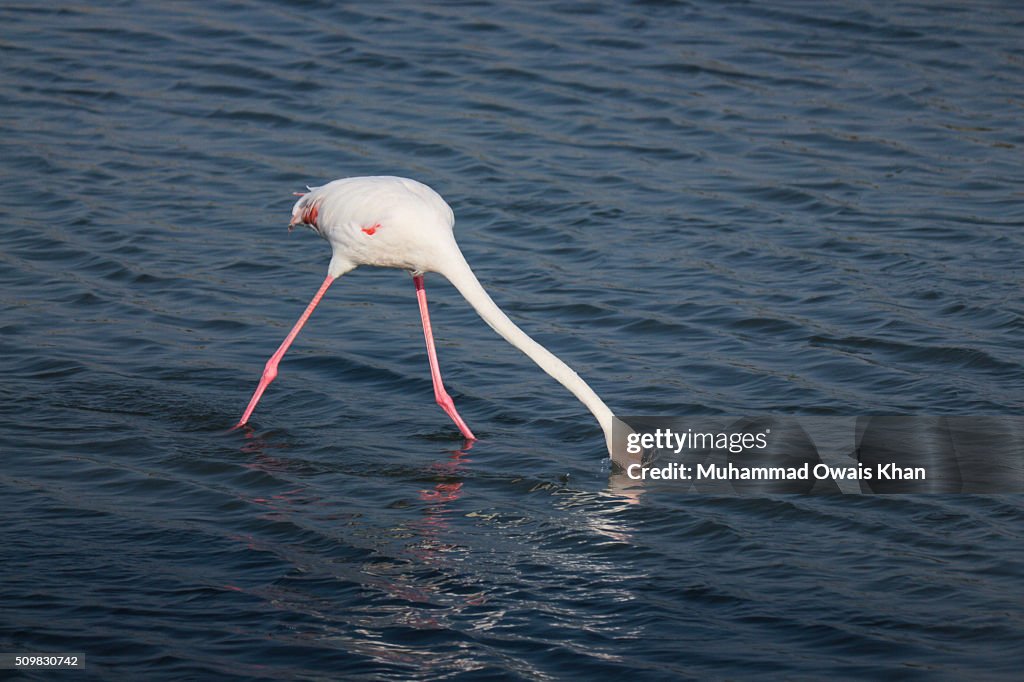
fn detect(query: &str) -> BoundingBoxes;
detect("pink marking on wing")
[362,222,381,236]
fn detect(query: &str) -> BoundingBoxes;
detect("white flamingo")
[235,176,625,461]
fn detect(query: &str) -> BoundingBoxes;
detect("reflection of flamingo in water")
[235,176,627,461]
[413,443,474,556]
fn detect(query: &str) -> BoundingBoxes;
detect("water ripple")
[1,0,1022,678]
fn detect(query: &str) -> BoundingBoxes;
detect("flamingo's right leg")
[413,274,476,440]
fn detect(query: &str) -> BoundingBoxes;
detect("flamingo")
[235,176,626,461]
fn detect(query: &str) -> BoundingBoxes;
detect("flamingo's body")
[236,176,620,459]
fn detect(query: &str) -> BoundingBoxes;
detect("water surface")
[1,1,1022,679]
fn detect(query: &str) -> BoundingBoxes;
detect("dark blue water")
[2,1,1022,679]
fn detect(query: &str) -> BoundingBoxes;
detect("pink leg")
[235,274,335,428]
[414,274,476,440]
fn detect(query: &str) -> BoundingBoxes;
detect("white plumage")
[237,176,624,461]
[291,176,456,276]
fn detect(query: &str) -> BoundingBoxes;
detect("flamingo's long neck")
[440,249,615,450]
